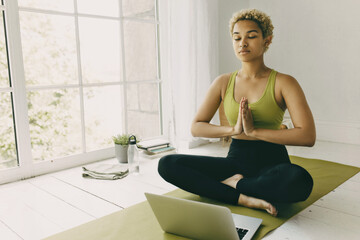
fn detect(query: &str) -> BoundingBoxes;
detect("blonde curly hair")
[229,9,274,51]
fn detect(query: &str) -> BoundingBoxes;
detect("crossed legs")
[158,154,313,216]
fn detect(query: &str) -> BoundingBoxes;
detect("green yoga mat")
[44,156,360,240]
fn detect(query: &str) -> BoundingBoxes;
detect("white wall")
[218,0,360,144]
[218,0,249,74]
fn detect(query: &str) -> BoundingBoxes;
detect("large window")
[0,2,18,170]
[0,0,161,183]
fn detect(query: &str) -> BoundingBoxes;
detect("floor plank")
[0,220,22,240]
[348,172,360,183]
[129,157,178,192]
[263,214,360,240]
[52,160,170,208]
[0,181,94,240]
[29,175,121,218]
[299,205,360,234]
[313,187,360,216]
[337,177,360,191]
[0,187,62,240]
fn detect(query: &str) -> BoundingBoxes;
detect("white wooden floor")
[0,140,359,240]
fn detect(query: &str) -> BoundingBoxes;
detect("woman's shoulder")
[212,72,236,89]
[212,72,234,97]
[214,72,233,84]
[275,71,300,88]
[275,71,304,96]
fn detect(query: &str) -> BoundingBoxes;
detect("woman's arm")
[191,74,242,138]
[242,75,316,146]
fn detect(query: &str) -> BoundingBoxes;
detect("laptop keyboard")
[236,227,249,240]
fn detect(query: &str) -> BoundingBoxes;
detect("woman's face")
[232,20,271,62]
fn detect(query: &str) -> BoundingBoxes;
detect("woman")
[158,9,315,216]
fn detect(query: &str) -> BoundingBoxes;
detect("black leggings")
[158,139,313,205]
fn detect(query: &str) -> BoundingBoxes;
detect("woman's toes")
[238,194,278,217]
[266,203,278,216]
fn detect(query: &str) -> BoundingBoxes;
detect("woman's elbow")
[305,137,316,147]
[191,128,197,137]
[191,122,199,137]
[304,131,316,147]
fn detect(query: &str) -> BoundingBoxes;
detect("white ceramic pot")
[114,144,128,163]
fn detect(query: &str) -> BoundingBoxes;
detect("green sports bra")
[223,69,285,130]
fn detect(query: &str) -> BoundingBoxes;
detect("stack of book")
[138,138,175,155]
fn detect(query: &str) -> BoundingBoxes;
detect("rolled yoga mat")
[44,156,360,240]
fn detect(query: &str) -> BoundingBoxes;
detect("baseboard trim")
[315,120,360,145]
[284,117,360,145]
[188,138,211,149]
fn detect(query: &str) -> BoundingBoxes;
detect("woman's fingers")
[241,98,255,136]
[233,98,245,135]
[241,97,249,119]
[236,97,253,136]
[241,97,248,109]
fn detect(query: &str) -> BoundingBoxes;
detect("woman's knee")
[158,154,177,179]
[289,164,313,201]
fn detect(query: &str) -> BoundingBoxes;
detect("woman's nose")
[240,39,247,48]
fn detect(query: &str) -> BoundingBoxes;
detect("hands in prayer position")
[234,97,255,137]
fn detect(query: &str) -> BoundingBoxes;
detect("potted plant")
[112,134,139,163]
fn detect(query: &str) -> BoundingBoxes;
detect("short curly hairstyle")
[229,9,274,50]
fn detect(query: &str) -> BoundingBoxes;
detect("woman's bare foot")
[222,174,277,216]
[238,194,278,216]
[221,174,244,189]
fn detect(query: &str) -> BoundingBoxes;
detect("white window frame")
[0,0,163,184]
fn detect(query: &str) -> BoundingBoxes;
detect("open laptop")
[145,193,262,240]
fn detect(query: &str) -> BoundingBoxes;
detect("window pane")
[126,83,138,110]
[124,21,157,81]
[0,12,9,87]
[18,0,74,13]
[20,12,78,86]
[77,0,118,17]
[122,0,155,19]
[84,85,123,151]
[27,89,82,161]
[127,111,160,139]
[79,17,122,84]
[0,92,18,170]
[127,83,159,112]
[127,83,160,138]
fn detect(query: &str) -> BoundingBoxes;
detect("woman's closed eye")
[234,36,257,41]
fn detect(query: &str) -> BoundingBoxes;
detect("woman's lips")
[239,50,250,55]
